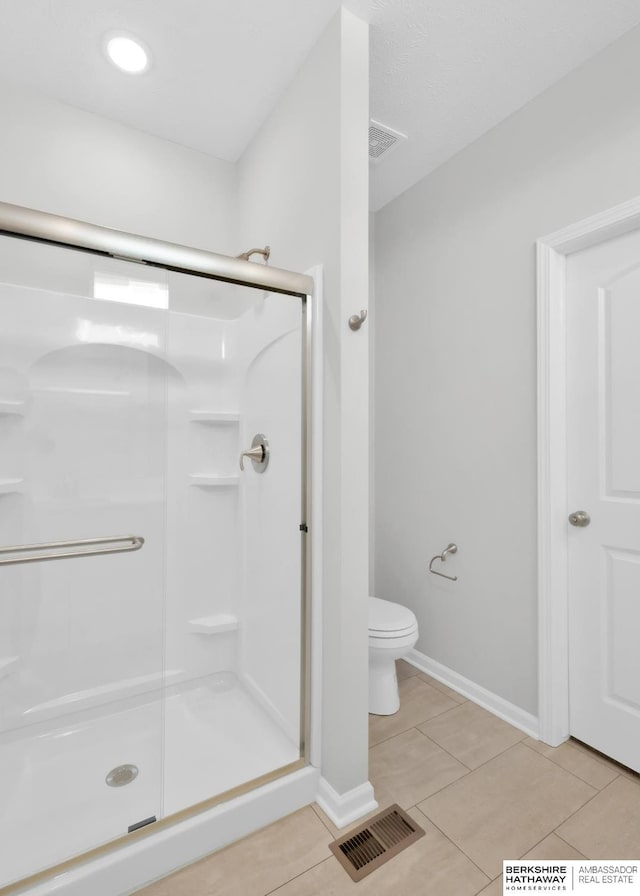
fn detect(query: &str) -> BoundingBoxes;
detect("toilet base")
[369,657,400,715]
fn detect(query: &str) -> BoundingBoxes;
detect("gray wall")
[237,9,370,794]
[374,24,640,715]
[0,81,235,252]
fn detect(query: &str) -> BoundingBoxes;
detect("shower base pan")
[0,673,300,889]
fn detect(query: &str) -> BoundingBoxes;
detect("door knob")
[239,434,269,472]
[568,510,590,527]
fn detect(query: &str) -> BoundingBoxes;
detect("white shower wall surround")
[0,237,308,890]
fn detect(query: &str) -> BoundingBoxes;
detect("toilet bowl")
[368,596,419,715]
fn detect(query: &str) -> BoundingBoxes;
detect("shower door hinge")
[299,523,308,533]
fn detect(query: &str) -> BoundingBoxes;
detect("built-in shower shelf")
[189,474,240,488]
[0,478,23,495]
[189,410,240,424]
[0,656,19,679]
[0,400,25,416]
[33,387,131,397]
[188,614,238,634]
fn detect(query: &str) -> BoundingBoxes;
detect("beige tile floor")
[137,660,640,896]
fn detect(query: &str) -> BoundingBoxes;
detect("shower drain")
[106,764,139,787]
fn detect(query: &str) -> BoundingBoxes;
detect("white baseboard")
[316,778,378,830]
[406,648,540,739]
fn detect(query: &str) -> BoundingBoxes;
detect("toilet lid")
[368,597,417,637]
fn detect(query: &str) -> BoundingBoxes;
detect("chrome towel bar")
[0,535,144,566]
[428,543,458,581]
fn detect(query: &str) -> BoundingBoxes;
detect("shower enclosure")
[0,204,313,892]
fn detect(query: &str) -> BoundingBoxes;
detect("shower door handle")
[0,534,144,566]
[239,434,270,472]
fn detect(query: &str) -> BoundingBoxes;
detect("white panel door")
[566,228,640,772]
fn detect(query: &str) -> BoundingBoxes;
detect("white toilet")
[368,596,419,715]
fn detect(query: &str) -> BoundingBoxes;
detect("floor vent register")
[329,804,425,882]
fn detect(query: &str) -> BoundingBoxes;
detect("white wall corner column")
[234,8,371,809]
[322,7,371,801]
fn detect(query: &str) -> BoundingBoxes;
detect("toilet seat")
[368,596,417,640]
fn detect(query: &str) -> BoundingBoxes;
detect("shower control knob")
[239,434,270,473]
[568,510,590,527]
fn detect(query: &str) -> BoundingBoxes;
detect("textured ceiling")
[357,0,640,209]
[1,0,640,210]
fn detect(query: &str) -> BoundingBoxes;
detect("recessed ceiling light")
[105,34,150,74]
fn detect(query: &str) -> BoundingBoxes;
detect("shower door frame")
[0,201,315,895]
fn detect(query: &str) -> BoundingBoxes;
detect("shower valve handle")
[240,446,264,470]
[239,434,270,472]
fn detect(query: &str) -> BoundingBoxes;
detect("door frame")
[537,195,640,746]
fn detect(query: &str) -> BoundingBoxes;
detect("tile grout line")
[264,855,336,896]
[370,724,473,785]
[369,724,599,876]
[519,739,620,792]
[412,675,469,704]
[551,831,588,859]
[310,803,340,837]
[414,745,616,878]
[412,723,528,774]
[478,881,501,895]
[370,730,531,818]
[412,739,593,879]
[409,725,477,772]
[520,829,587,862]
[369,726,418,749]
[402,661,462,693]
[550,776,621,843]
[411,803,493,884]
[369,698,472,749]
[414,678,469,704]
[570,737,640,779]
[397,729,473,797]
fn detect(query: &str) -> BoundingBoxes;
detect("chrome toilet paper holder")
[429,543,458,581]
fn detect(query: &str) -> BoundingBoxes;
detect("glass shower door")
[0,252,168,887]
[160,277,307,815]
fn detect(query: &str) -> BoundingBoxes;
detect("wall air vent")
[369,120,407,163]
